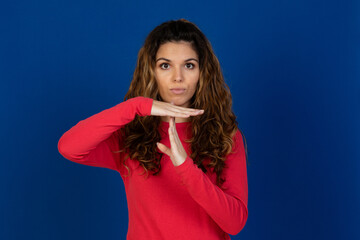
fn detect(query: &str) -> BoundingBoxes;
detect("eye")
[160,63,170,70]
[185,63,195,69]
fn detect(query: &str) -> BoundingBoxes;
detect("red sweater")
[58,97,248,240]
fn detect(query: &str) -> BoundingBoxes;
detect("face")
[154,41,200,108]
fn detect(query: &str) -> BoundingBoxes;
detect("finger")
[152,109,190,118]
[164,101,204,113]
[168,118,187,161]
[170,116,175,128]
[168,117,174,141]
[167,105,204,113]
[157,142,171,156]
[157,111,191,118]
[167,108,204,116]
[168,117,179,150]
[152,100,204,117]
[165,108,204,118]
[171,117,183,147]
[159,106,192,118]
[168,119,176,150]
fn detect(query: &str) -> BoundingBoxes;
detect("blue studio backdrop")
[1,0,359,239]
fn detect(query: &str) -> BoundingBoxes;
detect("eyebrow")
[155,57,199,63]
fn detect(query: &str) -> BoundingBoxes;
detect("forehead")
[156,41,198,58]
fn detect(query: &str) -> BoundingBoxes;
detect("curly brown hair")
[115,19,248,188]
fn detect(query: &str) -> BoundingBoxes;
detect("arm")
[174,130,248,235]
[57,97,153,171]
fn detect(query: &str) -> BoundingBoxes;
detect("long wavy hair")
[116,19,248,188]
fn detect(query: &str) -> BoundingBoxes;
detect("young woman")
[58,19,248,240]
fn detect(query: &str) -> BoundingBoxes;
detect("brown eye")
[160,63,170,69]
[185,63,195,69]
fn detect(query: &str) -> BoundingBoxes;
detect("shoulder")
[222,128,247,169]
[231,129,245,155]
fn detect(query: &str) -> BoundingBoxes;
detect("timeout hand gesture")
[151,100,204,119]
[151,100,204,166]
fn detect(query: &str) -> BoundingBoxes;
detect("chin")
[175,100,191,108]
[165,98,186,106]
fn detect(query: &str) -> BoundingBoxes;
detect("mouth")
[170,88,186,95]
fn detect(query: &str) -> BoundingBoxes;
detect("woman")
[58,19,248,240]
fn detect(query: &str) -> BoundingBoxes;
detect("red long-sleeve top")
[58,97,248,240]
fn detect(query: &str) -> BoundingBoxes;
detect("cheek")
[154,74,164,89]
[187,81,198,98]
[155,79,167,97]
[155,71,168,84]
[189,74,199,91]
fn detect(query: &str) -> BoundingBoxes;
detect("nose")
[173,66,183,82]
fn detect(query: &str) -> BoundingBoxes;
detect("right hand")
[150,100,204,118]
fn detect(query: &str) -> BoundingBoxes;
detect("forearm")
[58,97,153,161]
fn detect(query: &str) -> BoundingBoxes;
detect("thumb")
[157,142,171,156]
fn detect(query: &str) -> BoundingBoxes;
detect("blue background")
[1,0,359,239]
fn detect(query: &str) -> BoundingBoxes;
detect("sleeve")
[173,130,248,235]
[57,97,153,172]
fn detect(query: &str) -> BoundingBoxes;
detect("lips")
[170,88,186,94]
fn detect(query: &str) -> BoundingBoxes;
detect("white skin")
[150,41,204,166]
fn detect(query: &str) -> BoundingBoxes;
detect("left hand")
[156,116,187,166]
